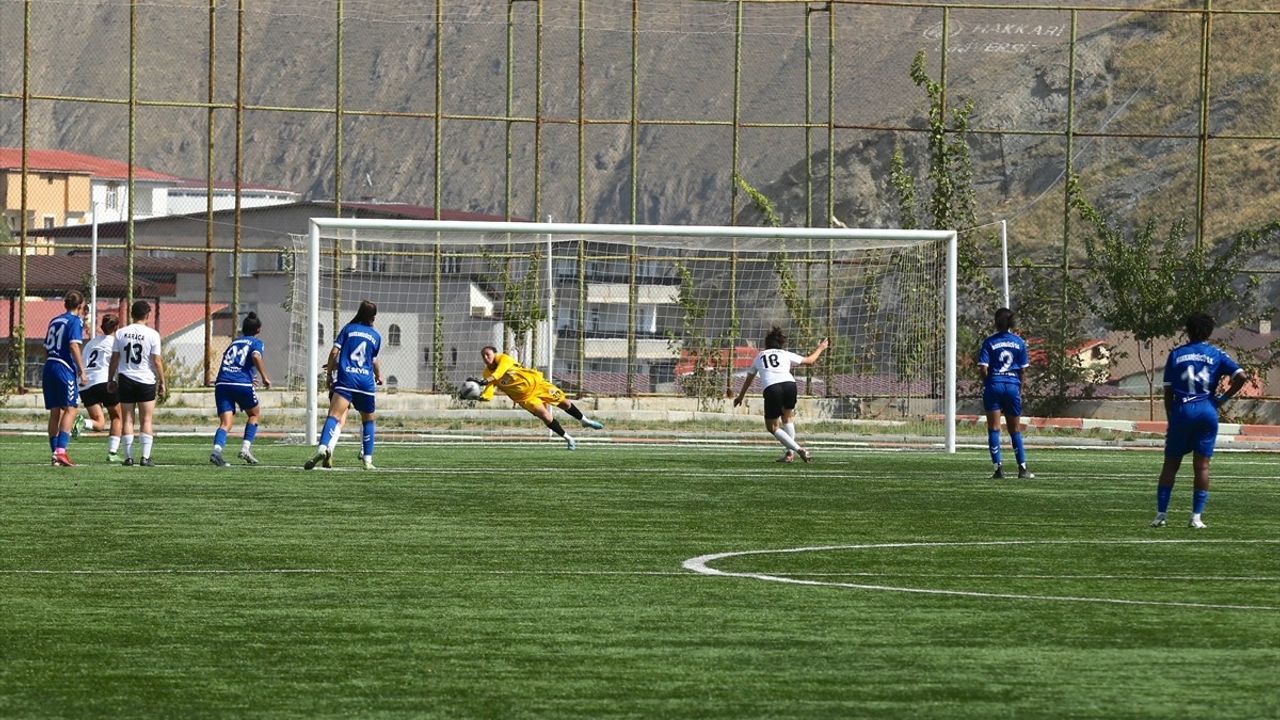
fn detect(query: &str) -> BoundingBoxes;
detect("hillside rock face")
[1,1,1273,245]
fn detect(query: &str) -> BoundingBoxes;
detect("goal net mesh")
[287,222,950,420]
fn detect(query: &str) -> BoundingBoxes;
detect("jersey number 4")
[349,341,369,367]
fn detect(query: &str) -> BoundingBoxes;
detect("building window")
[388,324,402,347]
[442,254,461,274]
[422,347,431,364]
[318,323,325,346]
[450,347,458,367]
[43,216,56,229]
[105,186,120,210]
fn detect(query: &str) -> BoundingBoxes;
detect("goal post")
[295,218,958,452]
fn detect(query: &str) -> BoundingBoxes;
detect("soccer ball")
[458,379,483,400]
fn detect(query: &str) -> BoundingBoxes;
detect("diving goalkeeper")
[469,345,604,450]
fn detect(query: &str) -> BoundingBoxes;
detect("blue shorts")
[982,384,1022,417]
[333,386,376,414]
[1165,399,1219,458]
[215,384,259,415]
[42,362,79,409]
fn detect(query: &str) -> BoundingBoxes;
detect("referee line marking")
[683,540,1280,611]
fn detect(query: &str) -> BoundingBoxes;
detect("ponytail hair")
[994,307,1014,332]
[64,290,84,311]
[100,313,119,334]
[764,326,787,350]
[241,312,262,336]
[351,299,377,326]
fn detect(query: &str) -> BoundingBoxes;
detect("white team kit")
[114,323,162,384]
[81,334,116,388]
[751,348,806,388]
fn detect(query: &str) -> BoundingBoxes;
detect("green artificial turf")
[2,436,1277,719]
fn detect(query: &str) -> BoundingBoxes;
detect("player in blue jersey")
[305,300,383,471]
[1150,313,1246,530]
[210,312,272,467]
[43,291,88,466]
[977,308,1034,479]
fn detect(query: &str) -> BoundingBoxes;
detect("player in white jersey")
[76,313,124,462]
[107,300,166,467]
[733,327,829,463]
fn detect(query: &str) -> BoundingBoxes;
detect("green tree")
[1069,174,1274,418]
[485,248,546,356]
[666,261,726,411]
[889,50,1001,396]
[1010,261,1097,416]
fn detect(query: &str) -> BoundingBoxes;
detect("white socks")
[772,428,802,452]
[140,433,154,460]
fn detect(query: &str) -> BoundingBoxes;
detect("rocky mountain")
[3,0,1278,253]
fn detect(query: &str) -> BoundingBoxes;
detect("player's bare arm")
[733,369,758,407]
[799,338,829,366]
[153,353,167,396]
[324,346,340,388]
[253,352,272,389]
[70,338,87,387]
[107,349,121,390]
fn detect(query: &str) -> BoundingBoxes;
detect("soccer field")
[2,437,1277,719]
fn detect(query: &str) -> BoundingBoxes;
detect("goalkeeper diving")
[468,346,604,450]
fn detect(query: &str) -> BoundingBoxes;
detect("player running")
[108,300,166,467]
[210,312,272,467]
[306,300,383,470]
[77,313,124,462]
[43,291,87,466]
[1150,313,1246,530]
[978,308,1034,479]
[732,327,828,463]
[468,345,604,450]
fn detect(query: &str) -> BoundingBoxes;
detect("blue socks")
[1192,489,1209,515]
[56,431,70,451]
[319,416,339,449]
[213,428,228,452]
[244,423,258,443]
[1011,432,1026,466]
[987,429,1002,465]
[362,420,375,458]
[1157,486,1208,514]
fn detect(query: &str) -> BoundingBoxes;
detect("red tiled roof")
[1,300,226,338]
[0,147,176,182]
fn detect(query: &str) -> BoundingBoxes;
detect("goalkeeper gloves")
[465,376,488,386]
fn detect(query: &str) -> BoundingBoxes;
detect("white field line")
[1,569,1273,583]
[683,540,1280,612]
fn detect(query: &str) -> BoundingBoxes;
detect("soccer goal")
[289,219,958,451]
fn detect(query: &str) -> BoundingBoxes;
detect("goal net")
[288,219,957,450]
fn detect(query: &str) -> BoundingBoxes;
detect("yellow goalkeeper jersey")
[482,352,556,405]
